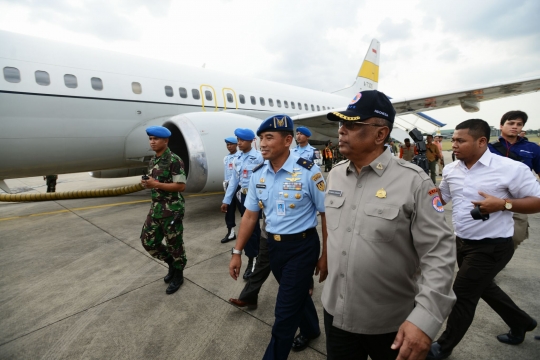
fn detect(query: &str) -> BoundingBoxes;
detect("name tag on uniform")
[256,184,266,188]
[276,200,286,216]
[283,182,302,190]
[328,190,342,196]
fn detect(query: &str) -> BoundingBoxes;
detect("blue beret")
[225,136,238,144]
[146,126,171,138]
[234,128,255,141]
[256,114,294,136]
[296,126,312,137]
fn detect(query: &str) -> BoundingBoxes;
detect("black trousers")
[239,235,271,303]
[324,309,399,360]
[224,193,237,229]
[437,237,533,352]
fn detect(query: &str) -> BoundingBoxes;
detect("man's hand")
[314,253,328,283]
[391,321,431,360]
[229,255,242,280]
[141,177,159,189]
[471,191,505,214]
[221,203,228,213]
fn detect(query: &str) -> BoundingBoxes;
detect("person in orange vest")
[323,141,334,172]
[399,138,417,162]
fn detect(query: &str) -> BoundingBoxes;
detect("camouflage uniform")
[140,148,187,270]
[45,175,58,193]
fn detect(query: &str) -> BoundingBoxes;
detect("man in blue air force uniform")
[292,126,320,162]
[221,136,239,243]
[228,115,328,360]
[221,128,263,279]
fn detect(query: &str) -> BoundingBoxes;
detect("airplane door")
[222,88,238,110]
[200,85,217,112]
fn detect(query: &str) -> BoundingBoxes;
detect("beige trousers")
[513,212,529,250]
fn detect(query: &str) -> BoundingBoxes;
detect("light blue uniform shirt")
[223,147,263,205]
[223,151,238,181]
[292,144,320,162]
[245,153,326,234]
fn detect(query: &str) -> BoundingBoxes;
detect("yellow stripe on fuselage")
[358,60,379,82]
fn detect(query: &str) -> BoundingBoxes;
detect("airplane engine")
[125,112,262,193]
[459,98,480,112]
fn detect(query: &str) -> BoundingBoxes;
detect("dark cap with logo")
[326,90,396,123]
[257,114,294,136]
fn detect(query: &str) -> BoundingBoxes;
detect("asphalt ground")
[1,154,539,359]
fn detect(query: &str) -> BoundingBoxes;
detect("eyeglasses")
[338,121,387,130]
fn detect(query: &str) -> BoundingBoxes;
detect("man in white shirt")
[428,119,540,360]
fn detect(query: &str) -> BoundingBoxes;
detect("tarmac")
[1,155,539,360]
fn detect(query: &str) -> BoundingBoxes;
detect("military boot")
[164,257,175,283]
[166,267,184,294]
[220,227,236,243]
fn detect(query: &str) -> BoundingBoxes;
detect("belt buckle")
[242,188,248,195]
[273,234,281,241]
[302,232,306,238]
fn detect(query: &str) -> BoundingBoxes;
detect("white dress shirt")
[439,149,540,240]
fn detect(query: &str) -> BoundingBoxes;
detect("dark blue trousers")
[225,192,238,229]
[263,232,320,360]
[238,193,260,258]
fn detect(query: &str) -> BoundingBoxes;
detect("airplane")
[1,30,539,194]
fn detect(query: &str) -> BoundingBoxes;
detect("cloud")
[376,18,413,41]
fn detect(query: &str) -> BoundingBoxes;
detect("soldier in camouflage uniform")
[43,175,58,192]
[140,126,188,295]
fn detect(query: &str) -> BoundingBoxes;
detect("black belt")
[457,236,512,245]
[268,227,317,242]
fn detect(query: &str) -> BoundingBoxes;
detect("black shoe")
[497,318,537,345]
[243,257,254,280]
[220,228,236,243]
[166,268,184,294]
[291,333,320,352]
[164,257,175,283]
[426,342,452,360]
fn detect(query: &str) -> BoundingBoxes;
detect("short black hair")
[455,119,490,140]
[404,138,410,142]
[500,110,528,125]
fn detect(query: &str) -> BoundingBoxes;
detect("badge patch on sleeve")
[428,188,438,196]
[432,196,444,212]
[316,181,326,191]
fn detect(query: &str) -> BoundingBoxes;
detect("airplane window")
[304,103,308,110]
[165,86,173,97]
[205,90,213,101]
[91,77,103,91]
[260,97,265,106]
[179,87,188,98]
[132,82,142,94]
[268,98,274,107]
[277,100,282,107]
[311,104,315,111]
[250,96,256,105]
[298,103,302,110]
[239,94,245,104]
[322,106,326,110]
[291,102,295,109]
[3,67,20,83]
[64,74,78,88]
[317,105,320,111]
[35,71,50,86]
[284,101,289,109]
[227,93,234,103]
[192,89,200,100]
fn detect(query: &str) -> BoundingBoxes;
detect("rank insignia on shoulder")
[252,163,264,172]
[428,187,438,196]
[311,173,322,182]
[296,157,314,170]
[316,180,326,192]
[376,188,386,198]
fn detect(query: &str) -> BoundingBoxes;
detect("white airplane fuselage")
[0,31,347,192]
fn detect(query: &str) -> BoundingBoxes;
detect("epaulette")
[252,162,265,172]
[296,157,315,170]
[396,159,424,173]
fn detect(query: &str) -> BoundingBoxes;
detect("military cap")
[256,114,293,136]
[234,128,255,141]
[146,126,171,138]
[224,136,238,144]
[327,90,396,123]
[296,126,312,137]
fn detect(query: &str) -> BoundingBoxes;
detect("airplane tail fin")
[332,39,380,97]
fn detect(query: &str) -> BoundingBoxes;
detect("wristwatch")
[503,199,512,211]
[231,248,242,255]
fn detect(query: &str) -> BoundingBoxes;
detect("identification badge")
[243,169,248,178]
[283,182,302,190]
[276,200,286,216]
[228,163,233,170]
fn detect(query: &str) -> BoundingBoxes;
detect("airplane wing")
[292,77,540,139]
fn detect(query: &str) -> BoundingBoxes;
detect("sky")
[1,0,539,133]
